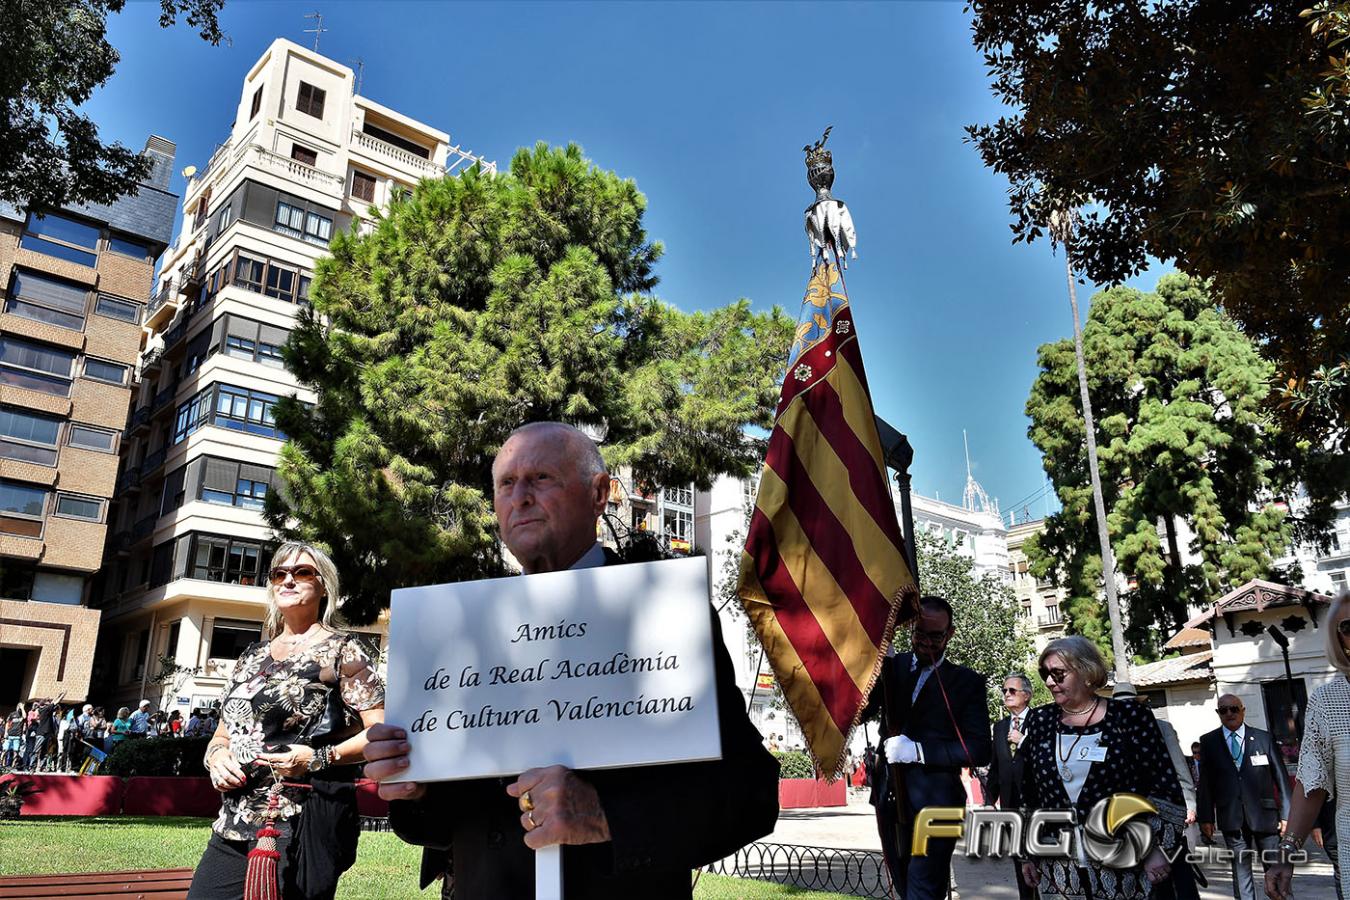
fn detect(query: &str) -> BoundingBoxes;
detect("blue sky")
[89,0,1163,519]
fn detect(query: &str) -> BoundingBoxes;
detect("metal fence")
[704,841,891,898]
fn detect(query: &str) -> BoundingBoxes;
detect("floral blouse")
[213,631,384,840]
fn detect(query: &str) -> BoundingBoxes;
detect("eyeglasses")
[268,565,322,586]
[1216,705,1241,715]
[1039,667,1070,684]
[913,628,950,644]
[1003,687,1026,695]
[1337,619,1350,636]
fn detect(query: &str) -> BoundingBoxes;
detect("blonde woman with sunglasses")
[188,542,385,900]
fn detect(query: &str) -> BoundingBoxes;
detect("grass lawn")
[0,817,859,899]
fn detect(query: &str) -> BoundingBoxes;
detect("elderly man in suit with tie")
[1196,693,1291,900]
[985,672,1034,900]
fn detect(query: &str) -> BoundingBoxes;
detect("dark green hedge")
[772,750,817,780]
[102,736,212,777]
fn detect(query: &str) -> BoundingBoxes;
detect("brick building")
[0,136,178,706]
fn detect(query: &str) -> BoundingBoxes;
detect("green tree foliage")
[1025,274,1289,658]
[912,530,1031,720]
[1,0,224,212]
[967,2,1349,529]
[270,144,793,622]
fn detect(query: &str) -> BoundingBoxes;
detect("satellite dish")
[181,165,197,179]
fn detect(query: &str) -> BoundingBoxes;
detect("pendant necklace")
[1057,697,1099,783]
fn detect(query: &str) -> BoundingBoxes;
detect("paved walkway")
[758,792,1341,899]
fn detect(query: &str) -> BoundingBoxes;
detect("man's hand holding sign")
[365,423,779,899]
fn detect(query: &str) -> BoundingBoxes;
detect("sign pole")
[536,846,562,900]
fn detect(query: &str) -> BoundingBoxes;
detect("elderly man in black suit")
[1196,693,1290,900]
[986,672,1034,900]
[364,422,780,899]
[876,595,992,900]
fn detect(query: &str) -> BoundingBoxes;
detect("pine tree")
[1025,274,1289,658]
[269,144,793,622]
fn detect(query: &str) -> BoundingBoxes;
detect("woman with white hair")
[188,542,385,900]
[1266,592,1350,900]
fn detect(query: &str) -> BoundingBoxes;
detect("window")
[233,253,266,293]
[303,211,332,245]
[274,201,304,237]
[0,336,75,396]
[200,458,275,510]
[351,170,376,202]
[1261,678,1308,767]
[663,486,693,506]
[296,81,325,119]
[0,407,61,465]
[191,535,267,586]
[663,508,693,541]
[291,144,318,167]
[1332,571,1348,592]
[106,236,151,260]
[55,494,102,521]
[95,294,141,323]
[84,358,128,385]
[68,425,116,452]
[6,269,88,330]
[209,619,263,659]
[173,387,213,443]
[264,265,296,301]
[0,479,48,537]
[250,85,263,120]
[214,385,281,438]
[216,203,234,233]
[21,212,99,267]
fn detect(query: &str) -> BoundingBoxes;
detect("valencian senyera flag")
[738,260,915,779]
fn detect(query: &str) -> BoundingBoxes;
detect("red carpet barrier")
[123,777,221,816]
[778,777,846,809]
[3,774,123,816]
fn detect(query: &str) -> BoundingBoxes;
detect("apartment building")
[1006,518,1068,652]
[0,137,178,706]
[93,39,493,714]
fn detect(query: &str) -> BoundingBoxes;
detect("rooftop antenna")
[350,57,365,95]
[303,11,327,52]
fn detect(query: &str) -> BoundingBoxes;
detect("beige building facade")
[0,137,178,704]
[94,39,492,716]
[1006,518,1068,652]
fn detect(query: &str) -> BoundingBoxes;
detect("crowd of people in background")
[0,697,218,774]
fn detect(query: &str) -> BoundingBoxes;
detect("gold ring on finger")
[521,790,534,811]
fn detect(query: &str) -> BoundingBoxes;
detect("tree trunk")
[1162,515,1188,632]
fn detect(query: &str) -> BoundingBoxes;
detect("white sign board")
[384,555,722,783]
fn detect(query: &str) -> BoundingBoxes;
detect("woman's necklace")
[1056,697,1100,783]
[271,624,323,660]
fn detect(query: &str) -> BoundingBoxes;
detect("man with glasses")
[874,595,992,900]
[1196,694,1290,900]
[986,673,1034,899]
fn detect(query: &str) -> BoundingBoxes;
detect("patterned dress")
[1295,677,1350,886]
[212,632,384,840]
[1019,698,1186,899]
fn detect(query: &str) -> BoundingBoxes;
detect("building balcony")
[131,512,158,541]
[1038,609,1064,628]
[115,466,142,494]
[352,129,445,178]
[141,446,168,478]
[151,382,178,414]
[247,144,345,194]
[145,279,179,328]
[128,406,151,434]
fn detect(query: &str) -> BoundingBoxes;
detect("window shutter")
[13,271,87,314]
[259,324,289,347]
[226,316,260,341]
[202,457,239,492]
[160,465,187,516]
[240,463,274,485]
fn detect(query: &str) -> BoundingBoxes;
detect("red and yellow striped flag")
[739,261,914,778]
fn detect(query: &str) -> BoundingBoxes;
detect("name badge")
[1251,753,1270,767]
[1083,745,1108,762]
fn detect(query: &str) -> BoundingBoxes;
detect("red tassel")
[244,823,282,900]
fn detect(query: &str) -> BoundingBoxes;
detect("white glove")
[882,735,924,764]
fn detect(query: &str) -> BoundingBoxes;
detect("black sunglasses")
[1216,705,1241,714]
[1039,667,1070,684]
[1003,687,1026,695]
